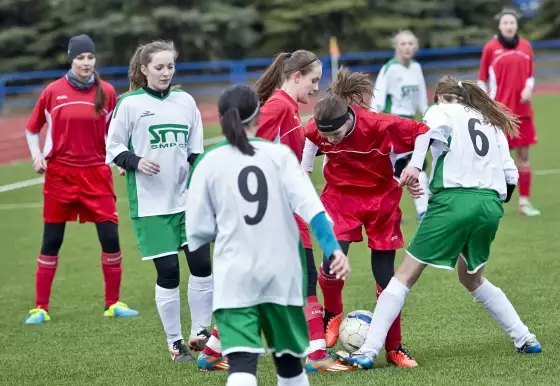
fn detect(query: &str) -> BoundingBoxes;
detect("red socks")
[304,296,328,360]
[318,265,345,315]
[102,251,122,308]
[377,284,402,351]
[518,165,531,199]
[35,254,58,310]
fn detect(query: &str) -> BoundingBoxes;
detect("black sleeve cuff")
[113,151,141,171]
[505,183,516,203]
[316,149,323,156]
[188,153,200,166]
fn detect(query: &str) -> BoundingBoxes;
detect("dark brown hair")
[313,68,373,121]
[92,70,106,115]
[254,50,319,105]
[434,76,519,137]
[128,40,178,92]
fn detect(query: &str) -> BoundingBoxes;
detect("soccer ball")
[338,310,373,353]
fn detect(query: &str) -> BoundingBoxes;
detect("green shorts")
[132,212,186,260]
[407,188,504,273]
[214,304,309,357]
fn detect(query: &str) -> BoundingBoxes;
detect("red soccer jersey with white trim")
[26,77,117,167]
[256,90,305,161]
[304,106,429,191]
[478,37,534,118]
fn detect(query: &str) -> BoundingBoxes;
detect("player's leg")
[371,249,417,367]
[182,242,213,351]
[274,355,309,386]
[198,325,230,371]
[516,146,540,216]
[215,306,263,386]
[457,192,541,353]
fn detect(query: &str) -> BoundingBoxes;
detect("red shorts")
[295,214,313,249]
[508,117,537,149]
[320,186,403,251]
[43,162,118,224]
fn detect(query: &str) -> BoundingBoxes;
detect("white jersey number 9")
[238,166,269,225]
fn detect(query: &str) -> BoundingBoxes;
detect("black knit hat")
[68,34,95,62]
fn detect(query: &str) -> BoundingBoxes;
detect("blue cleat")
[336,350,377,370]
[24,308,50,325]
[103,302,139,318]
[517,337,542,354]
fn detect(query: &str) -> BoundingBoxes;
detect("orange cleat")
[324,312,344,348]
[386,345,418,368]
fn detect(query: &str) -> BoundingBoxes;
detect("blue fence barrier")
[1,39,560,114]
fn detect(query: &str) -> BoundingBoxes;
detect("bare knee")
[457,258,484,292]
[516,147,529,166]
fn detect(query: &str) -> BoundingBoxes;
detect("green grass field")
[1,95,559,386]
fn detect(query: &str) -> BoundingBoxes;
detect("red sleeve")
[527,41,534,79]
[478,42,493,82]
[303,118,320,145]
[384,115,430,154]
[26,89,49,134]
[256,100,289,141]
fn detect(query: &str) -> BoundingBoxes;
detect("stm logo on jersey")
[401,85,419,98]
[149,124,189,149]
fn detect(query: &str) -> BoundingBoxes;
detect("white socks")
[361,277,409,356]
[188,274,214,337]
[227,373,257,386]
[414,171,429,216]
[278,373,309,386]
[471,279,534,348]
[155,285,183,345]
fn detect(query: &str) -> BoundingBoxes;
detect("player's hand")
[406,181,424,199]
[137,158,160,176]
[399,166,420,187]
[520,87,532,103]
[117,167,126,176]
[32,158,47,174]
[330,250,350,281]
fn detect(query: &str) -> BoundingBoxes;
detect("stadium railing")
[1,39,560,115]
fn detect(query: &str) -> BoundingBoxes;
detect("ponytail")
[255,52,291,106]
[434,76,519,138]
[93,70,107,115]
[128,45,147,92]
[329,68,373,109]
[222,108,255,156]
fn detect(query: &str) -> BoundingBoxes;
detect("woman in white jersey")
[339,76,542,370]
[105,40,213,362]
[185,84,351,386]
[373,30,429,222]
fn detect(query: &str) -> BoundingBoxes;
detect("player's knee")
[185,243,212,277]
[273,354,304,379]
[227,352,259,375]
[154,254,180,289]
[96,221,120,254]
[370,249,396,289]
[40,223,66,256]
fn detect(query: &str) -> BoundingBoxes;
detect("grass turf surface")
[0,95,559,385]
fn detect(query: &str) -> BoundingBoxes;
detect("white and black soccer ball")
[338,310,373,353]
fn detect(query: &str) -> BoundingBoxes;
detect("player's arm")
[186,159,218,249]
[256,100,287,142]
[497,129,519,203]
[187,101,205,166]
[477,43,492,92]
[416,64,429,115]
[105,102,142,171]
[384,114,430,155]
[25,89,48,162]
[372,65,389,113]
[521,43,535,103]
[301,139,319,173]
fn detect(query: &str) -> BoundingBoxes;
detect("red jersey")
[26,76,117,167]
[256,90,305,161]
[304,106,429,191]
[478,37,534,118]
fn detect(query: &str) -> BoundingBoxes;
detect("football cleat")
[103,302,139,318]
[189,328,211,351]
[304,352,357,372]
[324,312,344,348]
[197,352,229,371]
[386,345,418,367]
[336,350,377,370]
[517,337,542,354]
[24,308,50,325]
[519,203,541,216]
[169,339,196,362]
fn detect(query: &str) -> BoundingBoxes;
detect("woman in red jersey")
[302,69,430,368]
[197,51,355,374]
[478,9,540,216]
[23,34,138,324]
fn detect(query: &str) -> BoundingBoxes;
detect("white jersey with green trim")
[372,58,428,117]
[105,88,204,218]
[423,103,518,200]
[186,139,325,310]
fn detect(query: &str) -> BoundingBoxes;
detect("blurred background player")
[198,50,355,373]
[341,77,542,369]
[372,30,429,222]
[105,40,213,362]
[186,83,351,386]
[302,69,432,367]
[478,9,540,216]
[23,34,138,324]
